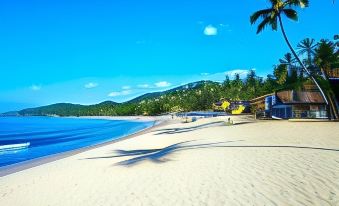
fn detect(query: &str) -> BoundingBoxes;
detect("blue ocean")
[0,117,154,167]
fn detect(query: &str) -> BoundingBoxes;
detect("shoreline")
[0,116,172,177]
[64,115,161,122]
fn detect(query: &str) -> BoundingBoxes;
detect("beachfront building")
[251,90,328,119]
[327,68,339,102]
[249,94,274,119]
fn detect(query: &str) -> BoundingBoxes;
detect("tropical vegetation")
[250,0,338,118]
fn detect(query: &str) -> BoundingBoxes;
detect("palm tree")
[279,52,297,77]
[314,39,337,77]
[250,0,329,107]
[297,38,317,67]
[279,52,296,66]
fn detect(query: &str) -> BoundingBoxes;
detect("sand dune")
[1,116,338,206]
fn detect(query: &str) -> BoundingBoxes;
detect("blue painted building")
[264,90,328,119]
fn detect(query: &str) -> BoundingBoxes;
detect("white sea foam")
[0,142,30,152]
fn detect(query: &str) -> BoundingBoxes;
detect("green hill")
[127,80,215,103]
[8,71,286,116]
[15,81,224,116]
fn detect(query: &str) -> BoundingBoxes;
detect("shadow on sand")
[84,139,338,167]
[153,121,254,135]
[85,140,243,166]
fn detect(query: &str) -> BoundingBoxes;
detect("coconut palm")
[279,52,298,77]
[279,52,296,65]
[250,0,329,107]
[297,38,317,67]
[314,39,337,76]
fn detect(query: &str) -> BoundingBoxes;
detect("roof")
[276,90,325,104]
[250,93,274,104]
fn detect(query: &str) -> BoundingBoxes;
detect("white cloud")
[108,92,120,97]
[108,90,132,97]
[122,85,131,90]
[154,81,171,88]
[137,84,150,88]
[30,84,41,91]
[200,72,210,76]
[121,90,132,95]
[84,82,98,89]
[204,25,218,36]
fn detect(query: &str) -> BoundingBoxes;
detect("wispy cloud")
[219,23,232,32]
[219,23,229,27]
[108,90,132,97]
[122,85,131,90]
[154,81,171,88]
[84,82,98,89]
[30,84,41,91]
[137,84,150,88]
[200,72,210,76]
[203,25,218,36]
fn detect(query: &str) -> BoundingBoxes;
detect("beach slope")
[0,116,339,206]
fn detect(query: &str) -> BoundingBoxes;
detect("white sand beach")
[0,116,338,206]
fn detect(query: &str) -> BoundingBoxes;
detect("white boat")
[0,142,30,151]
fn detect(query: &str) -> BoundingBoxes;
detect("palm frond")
[279,53,296,65]
[256,17,272,34]
[297,38,317,55]
[297,44,307,49]
[269,0,279,4]
[282,9,298,21]
[270,18,278,31]
[301,0,310,7]
[250,9,273,25]
[286,0,309,7]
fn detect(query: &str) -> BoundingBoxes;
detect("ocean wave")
[0,142,30,152]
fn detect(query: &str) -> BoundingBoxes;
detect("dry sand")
[0,116,338,206]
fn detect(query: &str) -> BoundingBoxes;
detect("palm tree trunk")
[277,14,332,119]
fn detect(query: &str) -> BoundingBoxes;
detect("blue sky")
[0,0,338,112]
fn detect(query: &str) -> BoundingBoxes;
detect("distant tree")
[279,53,296,65]
[245,70,258,98]
[334,35,339,54]
[230,73,244,100]
[274,64,288,85]
[222,75,231,89]
[262,74,278,93]
[279,53,297,76]
[297,38,317,67]
[314,39,338,76]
